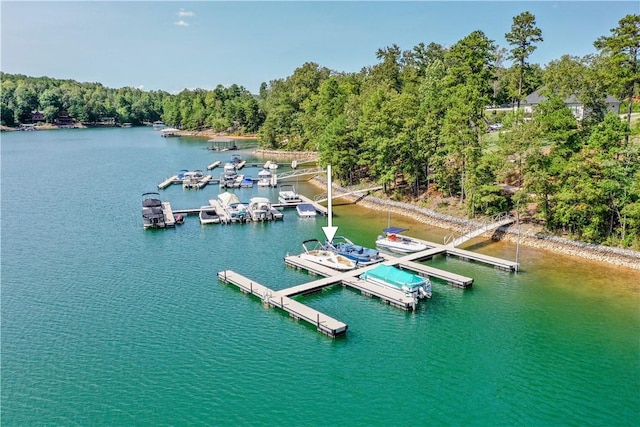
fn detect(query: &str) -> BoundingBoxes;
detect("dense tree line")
[0,74,263,133]
[0,74,169,126]
[1,12,638,248]
[257,13,640,248]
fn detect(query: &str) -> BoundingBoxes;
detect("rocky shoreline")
[309,177,640,271]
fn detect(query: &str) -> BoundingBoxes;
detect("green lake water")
[1,127,639,426]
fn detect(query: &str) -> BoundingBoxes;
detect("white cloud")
[178,9,195,17]
[174,20,189,27]
[136,85,144,90]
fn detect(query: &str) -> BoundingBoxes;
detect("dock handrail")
[445,212,515,247]
[275,167,323,181]
[314,185,383,203]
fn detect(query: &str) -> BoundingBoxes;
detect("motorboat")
[160,127,179,137]
[324,236,383,266]
[257,169,272,187]
[199,205,220,224]
[152,120,166,130]
[182,170,204,189]
[223,162,237,176]
[296,203,317,217]
[360,264,432,299]
[241,176,254,188]
[229,154,246,170]
[142,192,167,228]
[300,239,356,271]
[247,197,270,221]
[248,197,283,221]
[220,163,238,188]
[375,227,428,253]
[217,192,248,223]
[278,184,301,204]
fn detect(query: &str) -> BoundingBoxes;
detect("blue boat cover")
[360,264,425,289]
[382,227,409,234]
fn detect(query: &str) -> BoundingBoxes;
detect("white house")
[521,89,621,121]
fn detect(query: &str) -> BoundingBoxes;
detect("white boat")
[375,227,428,253]
[241,176,254,188]
[220,163,238,188]
[296,203,317,217]
[199,205,220,224]
[182,170,204,189]
[257,169,272,187]
[160,127,179,137]
[223,162,237,176]
[152,120,166,130]
[247,197,270,221]
[360,264,432,299]
[278,184,301,204]
[324,236,383,266]
[300,239,356,271]
[217,192,248,223]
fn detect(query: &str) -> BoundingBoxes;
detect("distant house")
[522,89,621,121]
[31,110,45,123]
[55,110,75,127]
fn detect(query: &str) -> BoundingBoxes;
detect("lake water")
[2,127,639,426]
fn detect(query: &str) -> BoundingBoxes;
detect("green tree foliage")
[594,14,640,127]
[440,30,496,210]
[0,73,260,132]
[505,11,543,107]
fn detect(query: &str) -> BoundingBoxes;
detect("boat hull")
[375,237,427,253]
[300,251,356,271]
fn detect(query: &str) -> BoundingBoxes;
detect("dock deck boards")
[217,270,347,337]
[446,247,519,271]
[161,201,176,227]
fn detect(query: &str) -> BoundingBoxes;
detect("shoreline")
[309,177,640,271]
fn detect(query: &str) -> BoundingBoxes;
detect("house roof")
[523,88,620,106]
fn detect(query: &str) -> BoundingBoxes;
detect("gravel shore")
[309,177,640,271]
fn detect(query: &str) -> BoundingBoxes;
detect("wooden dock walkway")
[158,175,179,189]
[217,270,348,337]
[446,247,519,271]
[208,199,232,224]
[207,160,221,170]
[403,237,519,272]
[162,201,176,227]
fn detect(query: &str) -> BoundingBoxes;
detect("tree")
[594,14,640,134]
[441,30,496,209]
[505,11,543,108]
[372,44,403,92]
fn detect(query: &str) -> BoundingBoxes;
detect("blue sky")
[1,1,637,94]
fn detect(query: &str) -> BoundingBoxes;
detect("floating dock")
[218,224,520,337]
[162,201,176,227]
[207,160,221,170]
[217,270,348,337]
[158,175,179,189]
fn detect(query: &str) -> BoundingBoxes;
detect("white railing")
[445,212,515,247]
